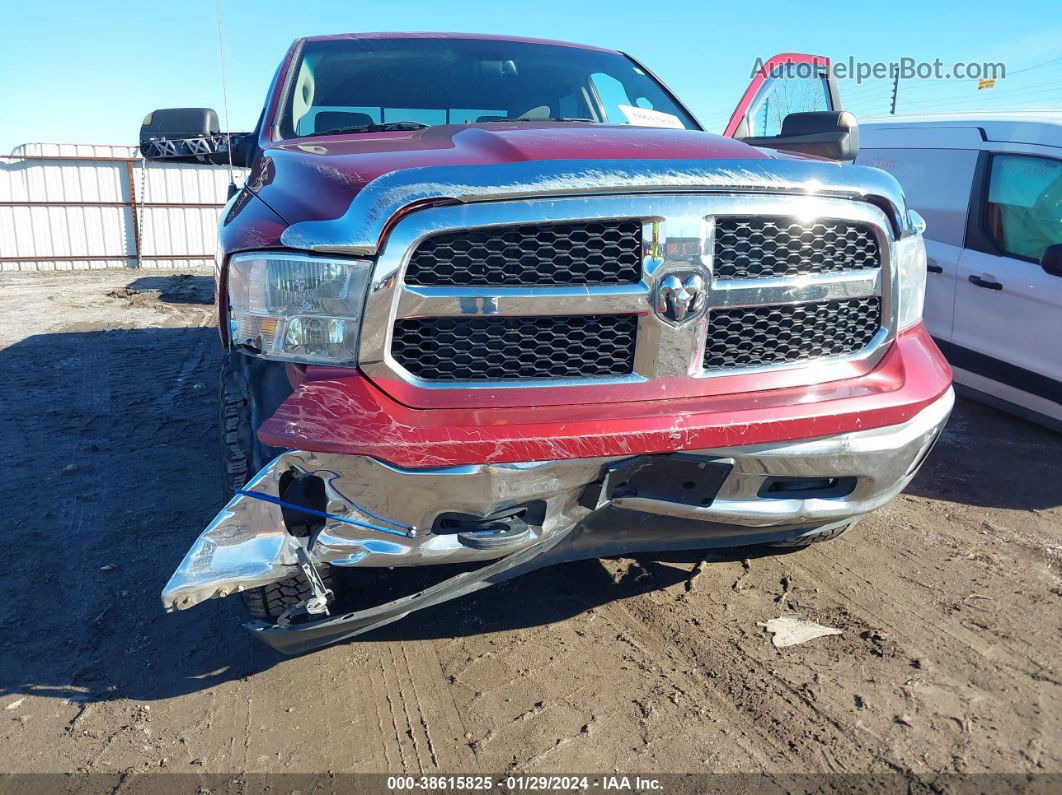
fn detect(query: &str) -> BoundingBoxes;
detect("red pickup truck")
[141,34,952,654]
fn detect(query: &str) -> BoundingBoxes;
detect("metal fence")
[0,142,246,271]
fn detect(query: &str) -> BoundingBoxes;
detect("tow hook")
[457,515,531,550]
[432,509,535,551]
[277,546,335,627]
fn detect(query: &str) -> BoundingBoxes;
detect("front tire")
[219,350,289,493]
[240,568,336,621]
[218,350,334,621]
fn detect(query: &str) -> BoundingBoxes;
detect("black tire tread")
[219,357,251,494]
[240,568,336,619]
[218,352,334,622]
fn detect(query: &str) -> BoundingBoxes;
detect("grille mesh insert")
[392,315,638,381]
[703,297,881,371]
[714,217,880,280]
[404,220,643,286]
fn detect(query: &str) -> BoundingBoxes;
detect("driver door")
[723,53,840,138]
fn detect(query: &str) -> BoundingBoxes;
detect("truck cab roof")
[296,31,620,54]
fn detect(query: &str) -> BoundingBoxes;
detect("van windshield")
[278,37,699,138]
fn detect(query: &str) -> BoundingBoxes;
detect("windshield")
[278,37,699,138]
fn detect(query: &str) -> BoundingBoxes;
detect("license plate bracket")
[601,454,733,508]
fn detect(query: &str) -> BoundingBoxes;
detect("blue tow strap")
[235,489,416,538]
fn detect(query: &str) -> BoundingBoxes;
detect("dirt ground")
[0,269,1059,779]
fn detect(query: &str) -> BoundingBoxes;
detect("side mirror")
[740,111,859,161]
[1041,243,1062,277]
[139,107,254,167]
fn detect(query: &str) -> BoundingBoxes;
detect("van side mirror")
[740,111,859,161]
[139,107,254,167]
[1041,243,1062,277]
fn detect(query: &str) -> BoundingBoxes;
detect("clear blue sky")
[2,0,1059,152]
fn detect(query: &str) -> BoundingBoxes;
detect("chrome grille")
[714,217,880,280]
[704,297,882,370]
[392,315,638,381]
[366,194,894,397]
[404,220,642,286]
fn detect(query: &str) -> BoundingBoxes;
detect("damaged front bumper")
[162,453,605,611]
[163,389,952,652]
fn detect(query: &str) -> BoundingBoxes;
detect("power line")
[896,104,1061,115]
[840,55,1061,93]
[893,72,1062,98]
[844,96,892,109]
[893,79,992,96]
[903,82,1062,103]
[836,79,893,94]
[899,80,1062,109]
[901,92,1061,112]
[1009,55,1062,75]
[898,88,1062,112]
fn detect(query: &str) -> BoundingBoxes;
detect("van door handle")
[968,274,1003,290]
[927,258,943,274]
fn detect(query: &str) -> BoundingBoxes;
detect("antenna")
[215,0,237,198]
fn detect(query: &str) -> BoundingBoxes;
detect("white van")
[857,113,1061,430]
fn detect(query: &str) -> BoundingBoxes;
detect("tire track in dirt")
[564,562,883,773]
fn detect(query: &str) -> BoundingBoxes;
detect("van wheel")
[767,521,855,548]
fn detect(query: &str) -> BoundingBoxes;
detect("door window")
[985,154,1062,261]
[746,74,831,137]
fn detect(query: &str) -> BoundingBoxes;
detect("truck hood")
[247,123,771,227]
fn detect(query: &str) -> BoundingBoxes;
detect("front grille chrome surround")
[357,193,897,401]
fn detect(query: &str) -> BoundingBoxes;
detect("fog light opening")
[759,476,857,500]
[277,470,328,537]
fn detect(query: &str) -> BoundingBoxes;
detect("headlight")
[894,210,927,331]
[227,252,371,364]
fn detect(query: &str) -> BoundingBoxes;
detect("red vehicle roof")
[297,31,620,54]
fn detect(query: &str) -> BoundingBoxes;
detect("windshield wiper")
[314,121,429,136]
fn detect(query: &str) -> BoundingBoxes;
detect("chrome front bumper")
[162,389,952,614]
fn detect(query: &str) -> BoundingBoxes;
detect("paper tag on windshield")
[617,105,685,129]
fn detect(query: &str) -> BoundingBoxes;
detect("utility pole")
[889,66,899,115]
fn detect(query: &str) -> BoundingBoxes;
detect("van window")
[985,154,1062,261]
[856,147,978,247]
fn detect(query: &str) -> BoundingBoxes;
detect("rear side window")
[985,154,1062,261]
[856,147,978,247]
